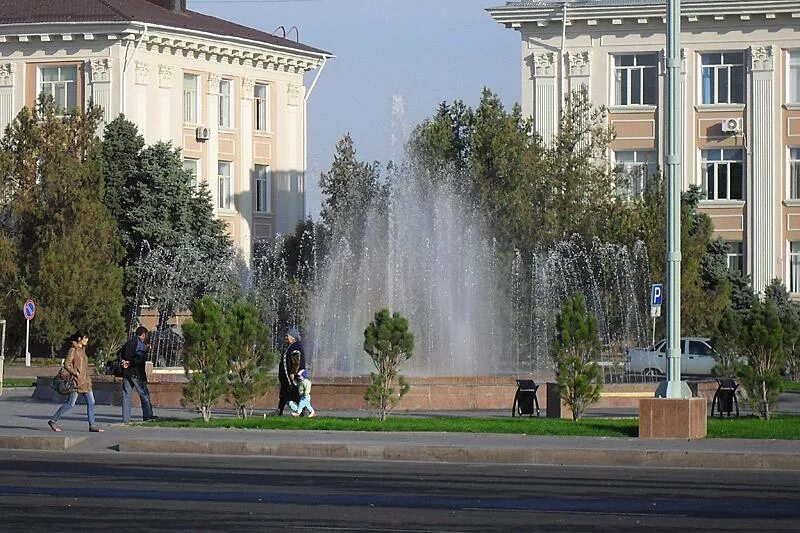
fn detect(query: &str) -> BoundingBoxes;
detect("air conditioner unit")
[195,126,211,141]
[721,118,742,134]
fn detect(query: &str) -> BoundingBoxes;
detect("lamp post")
[657,0,691,399]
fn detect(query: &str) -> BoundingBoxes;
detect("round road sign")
[23,300,35,320]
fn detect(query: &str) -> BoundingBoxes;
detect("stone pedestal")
[639,398,707,439]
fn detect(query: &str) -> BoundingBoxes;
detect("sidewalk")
[1,387,799,471]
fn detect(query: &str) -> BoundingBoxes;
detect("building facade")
[489,0,800,294]
[0,0,331,264]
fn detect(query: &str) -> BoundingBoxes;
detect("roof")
[0,0,331,57]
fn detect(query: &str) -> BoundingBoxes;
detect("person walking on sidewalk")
[277,327,305,415]
[288,369,315,417]
[121,326,156,423]
[48,332,104,432]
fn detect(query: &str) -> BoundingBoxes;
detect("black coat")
[278,341,305,392]
[122,336,148,381]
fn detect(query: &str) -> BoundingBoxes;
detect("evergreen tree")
[227,300,275,418]
[764,279,800,381]
[550,293,603,421]
[319,134,388,248]
[737,300,785,419]
[363,309,414,421]
[182,296,230,422]
[0,98,124,355]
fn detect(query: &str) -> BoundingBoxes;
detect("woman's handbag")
[51,368,76,395]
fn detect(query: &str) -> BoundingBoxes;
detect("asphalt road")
[0,452,798,532]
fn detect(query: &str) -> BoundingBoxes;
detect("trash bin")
[711,378,739,417]
[512,379,540,417]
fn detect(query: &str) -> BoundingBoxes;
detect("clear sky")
[188,0,520,218]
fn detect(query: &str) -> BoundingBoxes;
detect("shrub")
[736,300,785,420]
[363,309,414,421]
[227,301,275,418]
[551,293,603,421]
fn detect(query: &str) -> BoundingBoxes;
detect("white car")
[626,337,717,376]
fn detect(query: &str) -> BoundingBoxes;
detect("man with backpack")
[121,326,156,423]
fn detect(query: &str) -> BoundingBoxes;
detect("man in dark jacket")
[121,326,156,423]
[277,327,306,415]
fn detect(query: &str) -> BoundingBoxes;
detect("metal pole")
[25,318,30,367]
[658,0,690,399]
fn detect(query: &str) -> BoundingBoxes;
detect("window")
[39,66,78,113]
[615,150,658,198]
[183,158,200,190]
[217,161,233,210]
[613,54,658,106]
[725,241,744,273]
[701,149,744,200]
[688,341,711,356]
[789,51,800,103]
[790,241,800,293]
[218,79,232,128]
[255,83,270,131]
[790,148,800,199]
[183,74,199,124]
[701,52,745,104]
[255,164,271,214]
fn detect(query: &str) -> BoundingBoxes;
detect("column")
[157,65,174,142]
[239,77,255,265]
[206,73,221,211]
[749,46,775,293]
[567,50,591,94]
[532,52,557,143]
[134,61,150,141]
[89,59,112,131]
[0,63,15,133]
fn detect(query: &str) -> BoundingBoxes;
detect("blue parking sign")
[650,284,663,306]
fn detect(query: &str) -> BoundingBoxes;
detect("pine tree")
[550,293,603,421]
[227,300,275,418]
[737,300,785,419]
[363,309,414,421]
[181,296,230,422]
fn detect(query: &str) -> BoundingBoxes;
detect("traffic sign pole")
[25,319,30,367]
[22,300,35,367]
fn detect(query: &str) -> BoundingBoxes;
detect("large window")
[183,74,199,124]
[702,148,744,200]
[791,241,800,293]
[183,158,200,190]
[725,241,744,273]
[615,150,657,198]
[613,54,658,106]
[255,83,270,131]
[218,79,232,129]
[217,161,233,211]
[790,148,800,200]
[789,51,800,104]
[701,52,745,105]
[255,164,271,214]
[39,65,78,113]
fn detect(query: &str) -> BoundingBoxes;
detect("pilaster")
[567,50,591,94]
[89,59,112,127]
[0,63,15,133]
[239,77,255,265]
[532,51,557,143]
[207,72,221,211]
[749,45,775,293]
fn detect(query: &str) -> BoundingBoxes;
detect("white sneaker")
[308,410,316,418]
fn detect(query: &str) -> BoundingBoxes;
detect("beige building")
[0,0,332,263]
[489,0,800,294]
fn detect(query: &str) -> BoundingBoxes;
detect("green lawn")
[149,414,800,440]
[782,380,800,393]
[1,378,37,388]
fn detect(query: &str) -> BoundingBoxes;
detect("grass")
[1,378,37,388]
[782,380,800,393]
[148,413,800,440]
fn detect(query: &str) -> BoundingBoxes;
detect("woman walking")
[48,331,104,432]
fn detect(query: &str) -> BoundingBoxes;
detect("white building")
[0,0,332,263]
[489,0,800,294]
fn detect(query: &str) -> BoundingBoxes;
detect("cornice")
[0,22,326,74]
[488,1,800,29]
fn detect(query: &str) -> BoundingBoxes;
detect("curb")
[0,435,87,451]
[115,438,800,471]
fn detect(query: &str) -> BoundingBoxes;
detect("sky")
[188,0,521,218]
